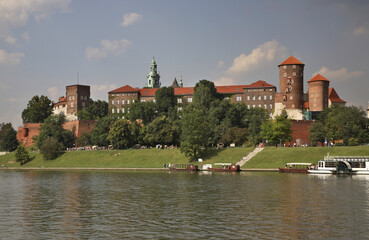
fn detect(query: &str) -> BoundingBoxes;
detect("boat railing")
[323,156,369,162]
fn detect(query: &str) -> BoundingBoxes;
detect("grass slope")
[244,146,369,169]
[0,147,253,168]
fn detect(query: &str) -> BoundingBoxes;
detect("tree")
[221,127,248,147]
[107,119,135,149]
[0,123,19,152]
[309,121,328,145]
[90,116,115,147]
[144,115,180,146]
[36,114,75,149]
[244,108,270,144]
[22,95,54,123]
[128,101,158,125]
[155,87,175,115]
[261,111,292,145]
[77,99,109,120]
[193,80,218,108]
[180,105,211,160]
[15,145,31,165]
[40,137,63,160]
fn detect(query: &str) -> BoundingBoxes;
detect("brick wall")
[285,120,313,147]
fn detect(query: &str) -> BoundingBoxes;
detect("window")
[117,100,120,105]
[247,105,250,109]
[177,98,182,104]
[252,95,255,100]
[264,104,267,109]
[252,104,255,108]
[112,100,114,104]
[133,93,135,96]
[236,96,242,102]
[270,104,273,109]
[293,65,296,69]
[177,107,182,111]
[69,96,71,100]
[269,95,273,100]
[247,96,250,101]
[122,94,125,96]
[258,104,261,108]
[80,96,83,100]
[122,108,125,113]
[258,95,261,100]
[188,98,192,103]
[264,95,267,100]
[132,100,135,103]
[117,109,120,113]
[122,100,125,105]
[84,96,87,100]
[71,103,74,107]
[82,102,85,107]
[292,72,296,76]
[269,89,273,91]
[283,73,287,77]
[112,108,115,113]
[283,65,287,69]
[127,108,130,113]
[141,99,146,102]
[153,99,156,103]
[127,100,130,104]
[127,93,130,96]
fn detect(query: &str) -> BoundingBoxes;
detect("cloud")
[47,86,60,102]
[217,60,224,68]
[121,13,142,27]
[353,26,369,36]
[313,66,365,82]
[86,39,131,60]
[4,35,17,44]
[0,0,71,47]
[226,40,287,75]
[214,77,236,86]
[91,84,119,100]
[0,49,24,64]
[22,32,30,41]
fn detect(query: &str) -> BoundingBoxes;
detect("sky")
[1,0,369,128]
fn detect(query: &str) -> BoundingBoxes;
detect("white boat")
[308,155,369,174]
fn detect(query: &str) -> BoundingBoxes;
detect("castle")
[108,56,346,121]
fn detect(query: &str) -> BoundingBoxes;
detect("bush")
[348,138,359,146]
[335,142,345,147]
[15,145,31,165]
[40,137,63,160]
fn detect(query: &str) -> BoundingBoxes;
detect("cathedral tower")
[146,57,161,88]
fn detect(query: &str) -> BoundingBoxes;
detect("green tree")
[107,119,135,149]
[155,87,175,115]
[244,108,270,144]
[193,80,218,108]
[15,145,31,165]
[40,137,63,160]
[90,116,115,147]
[22,95,54,123]
[0,123,19,152]
[221,127,248,146]
[77,99,109,120]
[37,114,75,149]
[261,112,292,145]
[309,121,328,145]
[180,105,211,160]
[128,101,157,125]
[144,115,180,146]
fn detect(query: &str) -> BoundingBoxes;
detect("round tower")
[278,56,305,110]
[308,74,330,112]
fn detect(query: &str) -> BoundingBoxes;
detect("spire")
[146,57,161,88]
[179,75,183,88]
[171,77,180,88]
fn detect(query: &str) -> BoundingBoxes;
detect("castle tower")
[66,84,90,115]
[146,57,161,88]
[179,75,183,88]
[274,56,305,120]
[308,74,330,112]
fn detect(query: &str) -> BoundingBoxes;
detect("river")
[0,170,368,239]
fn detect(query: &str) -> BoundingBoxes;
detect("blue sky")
[1,0,369,128]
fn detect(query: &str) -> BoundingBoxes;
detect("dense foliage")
[260,111,292,145]
[22,95,54,123]
[0,122,19,152]
[36,114,75,149]
[15,145,31,165]
[77,99,109,120]
[40,137,63,160]
[309,105,369,146]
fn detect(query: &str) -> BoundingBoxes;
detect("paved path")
[236,147,264,167]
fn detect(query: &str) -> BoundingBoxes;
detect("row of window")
[246,89,274,92]
[112,108,129,114]
[68,95,88,101]
[111,99,135,105]
[111,93,136,97]
[247,104,274,109]
[237,95,274,102]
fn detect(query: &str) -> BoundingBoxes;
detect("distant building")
[146,57,161,88]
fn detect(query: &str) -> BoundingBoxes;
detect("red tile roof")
[329,88,346,103]
[308,74,330,83]
[216,85,249,94]
[245,80,275,88]
[174,87,194,95]
[109,85,140,93]
[278,56,304,66]
[140,88,159,96]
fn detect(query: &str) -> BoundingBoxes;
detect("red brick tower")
[66,84,90,115]
[277,56,305,109]
[308,74,330,111]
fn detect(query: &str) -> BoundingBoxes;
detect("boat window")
[325,162,337,168]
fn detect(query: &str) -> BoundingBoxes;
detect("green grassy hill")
[0,147,253,168]
[244,146,369,169]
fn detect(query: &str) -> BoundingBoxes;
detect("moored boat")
[308,155,369,174]
[279,163,313,173]
[169,164,199,171]
[208,163,241,172]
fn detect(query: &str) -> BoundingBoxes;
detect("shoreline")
[0,167,279,172]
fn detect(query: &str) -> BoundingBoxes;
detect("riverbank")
[1,146,368,170]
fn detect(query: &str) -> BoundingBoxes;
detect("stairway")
[236,147,264,167]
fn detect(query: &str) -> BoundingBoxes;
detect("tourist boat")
[279,163,313,173]
[208,163,241,172]
[308,155,369,174]
[169,164,199,171]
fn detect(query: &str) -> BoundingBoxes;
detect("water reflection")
[0,171,368,239]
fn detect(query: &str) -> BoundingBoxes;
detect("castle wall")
[285,120,313,147]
